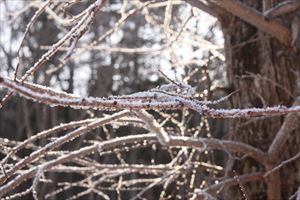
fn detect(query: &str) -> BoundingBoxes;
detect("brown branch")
[184,0,227,19]
[265,151,300,178]
[265,96,300,200]
[170,136,267,164]
[264,0,300,19]
[14,0,53,80]
[208,0,292,45]
[203,172,264,194]
[268,95,300,161]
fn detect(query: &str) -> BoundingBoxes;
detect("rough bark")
[218,0,300,199]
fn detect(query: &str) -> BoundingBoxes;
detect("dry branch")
[203,172,264,194]
[268,95,300,161]
[0,0,108,108]
[1,118,98,166]
[1,0,299,198]
[1,76,300,119]
[208,0,292,45]
[0,111,129,185]
[133,110,170,145]
[14,0,53,80]
[0,134,266,197]
[263,0,300,19]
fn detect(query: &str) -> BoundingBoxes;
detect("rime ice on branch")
[1,75,300,118]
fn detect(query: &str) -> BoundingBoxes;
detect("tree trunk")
[218,1,300,199]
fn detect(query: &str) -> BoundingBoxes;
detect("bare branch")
[0,0,108,108]
[14,0,53,80]
[264,0,300,19]
[203,172,263,194]
[0,111,129,185]
[2,76,300,118]
[268,96,300,160]
[265,150,300,178]
[208,0,292,45]
[133,110,170,145]
[1,118,98,166]
[0,134,266,197]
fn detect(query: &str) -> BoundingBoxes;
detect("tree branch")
[264,0,300,19]
[184,0,224,19]
[268,96,300,161]
[0,111,129,185]
[2,76,300,118]
[0,134,266,197]
[208,0,292,45]
[133,110,170,145]
[203,172,264,194]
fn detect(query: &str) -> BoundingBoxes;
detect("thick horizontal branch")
[170,135,267,164]
[0,76,183,110]
[209,0,291,45]
[1,76,300,118]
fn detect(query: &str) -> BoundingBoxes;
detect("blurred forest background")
[0,0,300,199]
[0,0,224,140]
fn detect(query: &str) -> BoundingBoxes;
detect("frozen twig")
[0,110,129,185]
[0,0,107,108]
[32,167,44,200]
[191,189,217,200]
[133,110,170,145]
[1,118,98,166]
[14,0,53,80]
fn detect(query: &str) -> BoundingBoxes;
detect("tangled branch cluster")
[1,0,300,199]
[1,71,300,199]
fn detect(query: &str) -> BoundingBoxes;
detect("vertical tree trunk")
[219,1,300,199]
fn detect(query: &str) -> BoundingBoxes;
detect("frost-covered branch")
[1,0,299,198]
[133,110,170,145]
[1,75,300,118]
[0,0,107,108]
[0,110,129,185]
[1,118,98,166]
